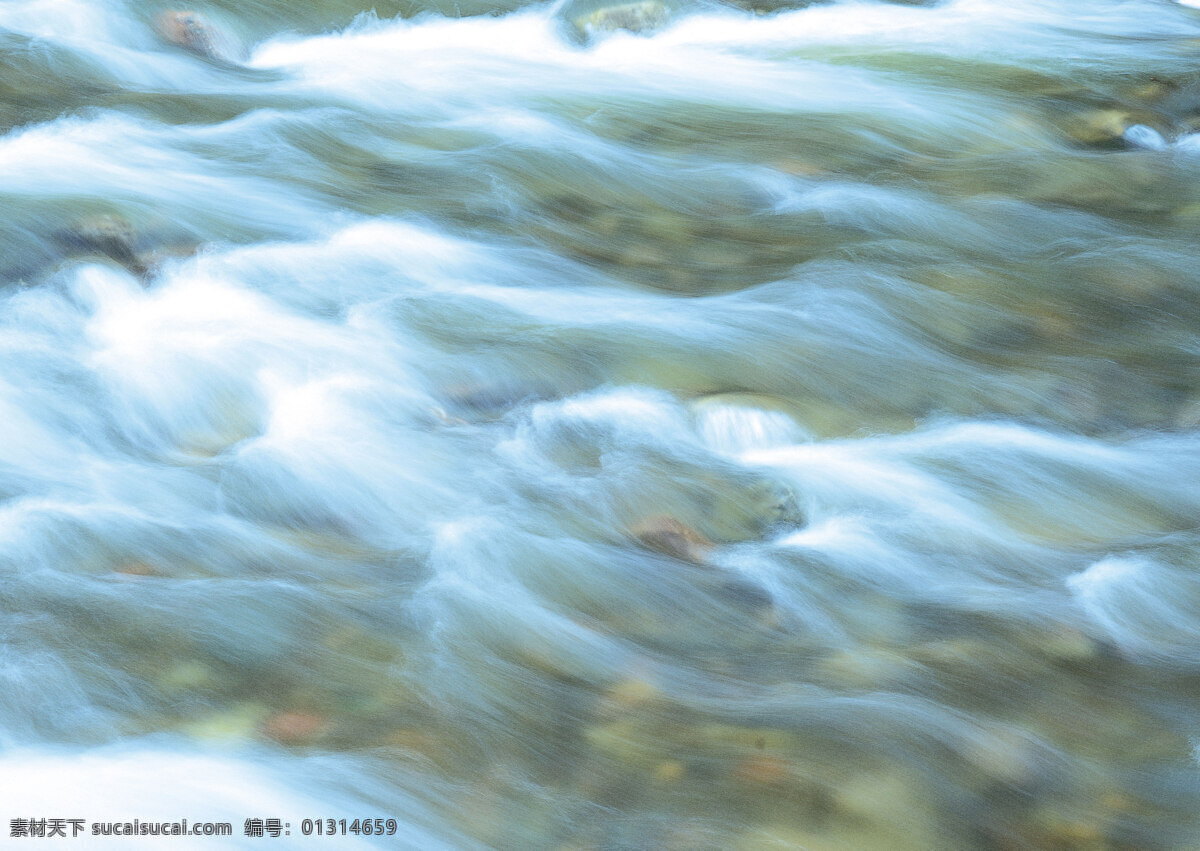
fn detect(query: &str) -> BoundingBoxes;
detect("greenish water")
[2,0,1200,847]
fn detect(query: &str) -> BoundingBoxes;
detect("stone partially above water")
[581,1,669,32]
[562,0,670,43]
[154,11,233,62]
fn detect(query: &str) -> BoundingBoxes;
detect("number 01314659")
[301,818,397,836]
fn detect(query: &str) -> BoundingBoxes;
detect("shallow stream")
[3,0,1200,847]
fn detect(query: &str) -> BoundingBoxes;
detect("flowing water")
[2,0,1200,847]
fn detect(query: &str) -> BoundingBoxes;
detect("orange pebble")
[262,711,325,745]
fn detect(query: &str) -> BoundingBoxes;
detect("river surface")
[2,0,1200,847]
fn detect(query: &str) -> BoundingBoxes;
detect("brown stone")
[155,11,224,60]
[632,516,713,564]
[262,711,326,745]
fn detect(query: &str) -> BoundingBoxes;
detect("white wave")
[1067,555,1200,666]
[693,402,807,455]
[0,745,460,849]
[245,4,1006,138]
[0,113,326,235]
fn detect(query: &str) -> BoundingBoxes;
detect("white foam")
[1175,132,1200,154]
[0,114,324,233]
[0,745,454,849]
[245,4,1001,131]
[0,0,127,45]
[746,438,1001,544]
[530,387,693,445]
[1124,124,1168,151]
[1067,555,1200,665]
[694,403,806,455]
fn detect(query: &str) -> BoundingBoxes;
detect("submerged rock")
[182,704,265,742]
[158,661,215,693]
[59,214,140,270]
[262,711,326,746]
[52,213,200,280]
[603,675,662,710]
[826,769,942,851]
[1022,807,1107,848]
[1025,624,1102,666]
[435,379,559,422]
[1174,398,1200,429]
[720,0,820,14]
[113,560,159,577]
[733,754,790,785]
[1065,109,1133,146]
[1063,108,1166,148]
[723,0,934,12]
[817,648,913,690]
[959,724,1044,789]
[584,720,660,768]
[716,578,775,617]
[632,516,713,564]
[653,759,686,783]
[1124,76,1177,104]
